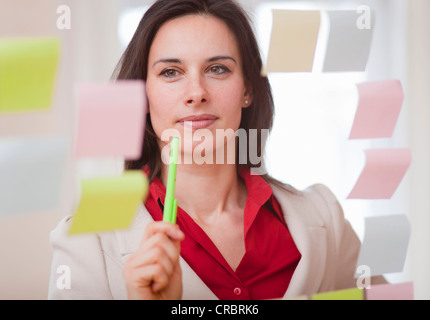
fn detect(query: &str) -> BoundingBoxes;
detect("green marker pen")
[171,199,178,224]
[163,137,179,223]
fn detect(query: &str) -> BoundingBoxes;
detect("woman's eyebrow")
[152,56,237,67]
[207,56,237,64]
[152,58,182,67]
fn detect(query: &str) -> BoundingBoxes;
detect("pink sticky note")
[365,282,414,300]
[349,80,404,139]
[75,80,146,159]
[347,148,412,199]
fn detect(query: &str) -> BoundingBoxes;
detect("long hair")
[113,0,281,187]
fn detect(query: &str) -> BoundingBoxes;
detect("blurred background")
[0,0,429,299]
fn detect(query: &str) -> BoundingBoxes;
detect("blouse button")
[233,287,242,296]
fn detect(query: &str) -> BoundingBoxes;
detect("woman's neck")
[160,162,247,225]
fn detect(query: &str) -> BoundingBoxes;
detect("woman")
[48,0,368,300]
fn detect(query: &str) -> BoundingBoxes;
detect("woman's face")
[146,14,252,160]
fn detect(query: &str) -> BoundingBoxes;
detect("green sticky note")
[68,171,149,235]
[0,37,60,112]
[312,288,364,300]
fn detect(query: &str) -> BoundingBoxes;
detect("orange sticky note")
[349,80,404,139]
[75,80,146,159]
[348,148,411,199]
[264,10,321,74]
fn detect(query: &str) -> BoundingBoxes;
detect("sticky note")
[0,38,60,112]
[365,282,414,300]
[0,108,57,136]
[349,80,404,139]
[312,288,363,300]
[323,10,374,72]
[68,171,149,235]
[355,214,410,277]
[283,295,309,300]
[75,80,146,160]
[0,135,68,216]
[264,10,320,74]
[347,148,411,199]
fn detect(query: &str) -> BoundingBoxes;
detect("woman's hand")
[122,221,185,300]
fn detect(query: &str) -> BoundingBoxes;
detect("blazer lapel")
[271,184,328,299]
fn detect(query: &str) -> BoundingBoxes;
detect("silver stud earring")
[244,100,249,105]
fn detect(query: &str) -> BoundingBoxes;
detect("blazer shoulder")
[271,181,343,228]
[303,183,346,225]
[49,215,102,250]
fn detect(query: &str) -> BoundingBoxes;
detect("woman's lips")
[177,114,218,129]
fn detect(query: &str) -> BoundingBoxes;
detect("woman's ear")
[242,82,253,109]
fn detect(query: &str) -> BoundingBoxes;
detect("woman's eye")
[160,69,179,78]
[209,65,230,74]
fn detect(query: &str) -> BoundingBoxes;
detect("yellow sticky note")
[264,10,320,74]
[68,171,149,235]
[0,37,60,112]
[312,288,363,300]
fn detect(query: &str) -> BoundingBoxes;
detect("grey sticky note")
[0,135,68,216]
[323,10,374,72]
[355,214,410,277]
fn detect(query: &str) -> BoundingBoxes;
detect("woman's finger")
[129,230,182,268]
[142,221,184,242]
[124,263,170,295]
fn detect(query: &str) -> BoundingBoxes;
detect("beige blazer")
[47,183,361,300]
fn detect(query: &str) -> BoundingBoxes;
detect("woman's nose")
[184,76,208,107]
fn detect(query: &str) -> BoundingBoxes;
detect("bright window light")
[118,6,149,49]
[255,1,371,238]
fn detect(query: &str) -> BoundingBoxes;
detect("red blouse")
[144,167,301,300]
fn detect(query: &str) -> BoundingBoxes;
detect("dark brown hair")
[113,0,278,185]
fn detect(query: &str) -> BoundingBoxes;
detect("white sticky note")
[0,135,69,216]
[323,10,374,72]
[264,10,321,74]
[355,214,410,277]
